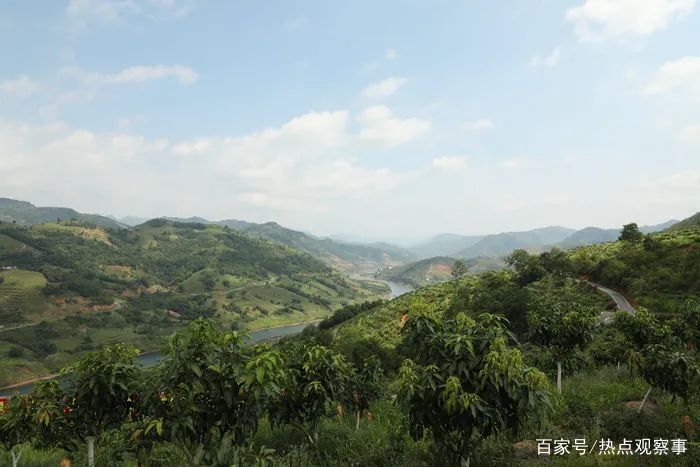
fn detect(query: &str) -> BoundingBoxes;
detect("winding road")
[589,282,636,315]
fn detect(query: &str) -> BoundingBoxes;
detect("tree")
[528,301,597,393]
[619,223,643,243]
[0,395,33,467]
[506,249,546,286]
[451,260,468,279]
[397,312,550,466]
[347,356,383,430]
[271,344,353,444]
[614,309,697,412]
[539,248,573,278]
[144,318,284,466]
[66,344,142,467]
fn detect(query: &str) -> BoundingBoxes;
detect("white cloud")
[432,155,468,171]
[0,110,406,221]
[357,105,430,147]
[645,57,700,97]
[462,118,495,132]
[530,47,561,68]
[362,77,407,99]
[566,0,695,42]
[0,75,38,99]
[62,65,199,86]
[385,48,397,60]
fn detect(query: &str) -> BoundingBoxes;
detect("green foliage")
[451,259,467,278]
[619,222,644,243]
[506,249,546,286]
[528,300,597,359]
[66,344,141,439]
[396,312,550,465]
[270,344,353,443]
[145,318,285,465]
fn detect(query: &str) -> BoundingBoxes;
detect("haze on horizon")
[1,1,699,239]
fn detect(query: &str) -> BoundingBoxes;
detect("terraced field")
[0,269,49,325]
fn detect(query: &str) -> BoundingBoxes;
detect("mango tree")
[0,394,33,467]
[396,312,550,467]
[144,318,284,466]
[66,344,142,467]
[615,309,697,411]
[528,301,597,392]
[271,344,353,444]
[347,355,383,430]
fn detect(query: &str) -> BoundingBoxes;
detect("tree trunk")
[617,361,620,371]
[556,361,562,393]
[356,410,361,431]
[11,450,21,467]
[460,455,470,467]
[638,386,652,413]
[87,436,95,467]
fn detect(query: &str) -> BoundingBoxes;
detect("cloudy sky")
[1,0,699,239]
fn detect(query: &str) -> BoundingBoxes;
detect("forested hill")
[165,216,416,275]
[0,198,124,230]
[0,219,387,386]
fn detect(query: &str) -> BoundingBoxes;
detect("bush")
[7,346,24,358]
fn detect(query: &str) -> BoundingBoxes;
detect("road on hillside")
[589,283,636,315]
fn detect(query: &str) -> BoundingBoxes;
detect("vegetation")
[0,219,387,387]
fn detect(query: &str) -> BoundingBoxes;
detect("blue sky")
[1,0,699,239]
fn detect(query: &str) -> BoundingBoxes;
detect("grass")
[0,269,50,324]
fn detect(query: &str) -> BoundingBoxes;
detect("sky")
[1,0,700,240]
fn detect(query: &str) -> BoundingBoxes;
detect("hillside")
[377,256,504,288]
[668,212,700,231]
[164,217,415,275]
[455,226,574,259]
[557,227,620,249]
[408,233,485,259]
[0,198,124,230]
[0,219,387,386]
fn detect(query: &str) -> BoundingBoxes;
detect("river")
[2,282,415,397]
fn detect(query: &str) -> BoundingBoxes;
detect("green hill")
[667,212,700,231]
[455,226,575,259]
[376,256,504,288]
[0,219,387,386]
[164,217,416,275]
[0,198,124,230]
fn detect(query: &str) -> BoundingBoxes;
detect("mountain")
[666,212,700,231]
[557,227,620,249]
[0,198,125,230]
[164,217,415,275]
[557,220,679,249]
[455,226,575,259]
[377,256,457,288]
[408,233,485,259]
[111,215,150,227]
[640,219,679,233]
[377,255,505,288]
[0,218,387,386]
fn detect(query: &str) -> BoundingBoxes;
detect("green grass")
[0,269,51,324]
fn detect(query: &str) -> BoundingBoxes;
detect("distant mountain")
[667,212,700,231]
[110,215,150,226]
[640,219,679,233]
[557,227,620,249]
[0,198,125,230]
[163,217,415,275]
[455,226,575,259]
[409,233,485,259]
[557,220,679,249]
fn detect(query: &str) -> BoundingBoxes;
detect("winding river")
[1,281,415,397]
